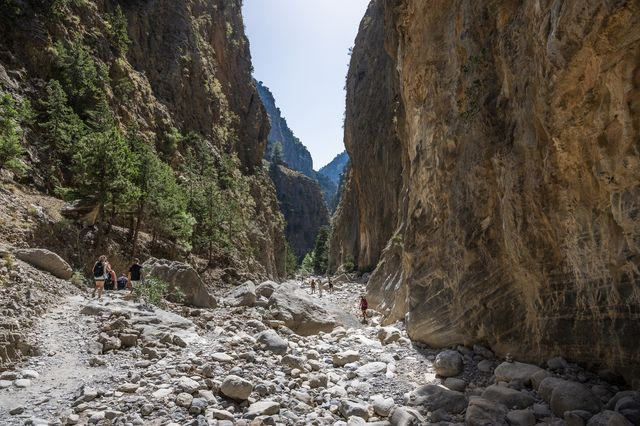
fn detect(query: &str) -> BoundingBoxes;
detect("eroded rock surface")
[331,0,640,387]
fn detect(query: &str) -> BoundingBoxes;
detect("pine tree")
[108,5,131,57]
[40,79,87,192]
[312,226,330,275]
[0,92,29,174]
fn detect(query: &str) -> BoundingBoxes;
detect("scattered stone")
[333,350,360,367]
[466,397,508,426]
[176,392,194,408]
[494,362,545,386]
[340,399,369,420]
[355,361,387,378]
[549,381,602,416]
[14,378,31,388]
[255,329,289,355]
[482,384,535,409]
[587,410,633,426]
[377,326,402,345]
[220,375,253,400]
[473,344,494,359]
[21,369,39,379]
[14,248,73,279]
[507,409,536,426]
[246,400,280,418]
[444,377,467,392]
[178,376,200,394]
[118,382,139,393]
[434,350,463,377]
[406,384,467,414]
[9,405,24,415]
[371,395,394,417]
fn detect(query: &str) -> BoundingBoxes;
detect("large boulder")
[255,280,278,298]
[227,281,256,307]
[549,380,602,417]
[481,385,535,409]
[14,248,72,279]
[466,397,508,426]
[143,258,216,308]
[405,384,467,414]
[267,282,336,335]
[255,329,288,355]
[494,362,545,385]
[219,375,253,400]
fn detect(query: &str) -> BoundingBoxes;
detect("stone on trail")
[227,280,257,307]
[355,361,387,378]
[21,369,39,379]
[586,410,633,426]
[406,384,467,414]
[444,377,467,392]
[246,400,280,418]
[178,376,200,394]
[14,378,31,388]
[377,326,402,345]
[494,361,545,385]
[255,329,289,355]
[220,375,253,400]
[477,359,494,373]
[538,377,567,402]
[507,409,536,426]
[176,392,193,408]
[371,395,395,417]
[333,350,360,367]
[482,384,535,409]
[473,344,494,359]
[143,258,217,308]
[118,382,139,393]
[152,388,173,399]
[14,248,73,279]
[465,396,508,426]
[434,349,463,377]
[255,280,278,298]
[390,406,425,425]
[549,380,602,417]
[340,399,370,420]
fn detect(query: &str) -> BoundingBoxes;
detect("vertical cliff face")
[0,0,285,278]
[270,165,329,260]
[334,0,640,387]
[318,151,349,187]
[329,0,404,273]
[255,80,315,177]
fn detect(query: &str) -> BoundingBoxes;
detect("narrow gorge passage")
[0,0,639,425]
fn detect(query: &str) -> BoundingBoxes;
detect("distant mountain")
[319,151,349,187]
[255,80,315,177]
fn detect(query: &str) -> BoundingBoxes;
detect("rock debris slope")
[330,0,640,388]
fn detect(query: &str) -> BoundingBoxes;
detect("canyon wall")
[0,0,285,278]
[332,0,640,387]
[270,164,329,260]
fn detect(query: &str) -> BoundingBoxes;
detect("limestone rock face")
[333,0,640,387]
[270,165,329,259]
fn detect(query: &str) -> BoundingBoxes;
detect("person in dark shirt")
[128,258,143,294]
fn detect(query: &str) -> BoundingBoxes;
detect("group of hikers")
[92,255,144,300]
[308,277,369,322]
[308,277,334,297]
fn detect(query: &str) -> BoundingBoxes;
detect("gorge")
[0,0,639,424]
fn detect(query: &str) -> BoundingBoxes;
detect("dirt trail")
[0,295,112,424]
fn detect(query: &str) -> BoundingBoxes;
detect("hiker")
[128,258,143,294]
[360,295,368,321]
[310,279,316,294]
[104,262,116,291]
[117,273,128,291]
[328,277,334,293]
[318,279,323,297]
[92,255,107,300]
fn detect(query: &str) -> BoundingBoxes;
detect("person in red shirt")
[359,295,368,321]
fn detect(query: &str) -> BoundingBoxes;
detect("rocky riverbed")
[0,273,638,425]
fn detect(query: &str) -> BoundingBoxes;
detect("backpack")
[93,261,104,278]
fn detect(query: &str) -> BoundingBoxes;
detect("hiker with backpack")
[104,262,117,291]
[92,255,108,300]
[128,258,143,294]
[328,277,334,293]
[360,295,368,322]
[310,279,316,294]
[117,273,128,291]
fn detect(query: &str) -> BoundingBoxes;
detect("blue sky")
[243,0,370,169]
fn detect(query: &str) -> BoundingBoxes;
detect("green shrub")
[134,274,185,308]
[0,92,30,175]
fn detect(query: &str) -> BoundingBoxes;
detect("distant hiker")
[310,279,316,294]
[117,273,128,291]
[128,258,143,294]
[328,277,334,293]
[92,255,107,300]
[360,295,368,321]
[318,279,324,297]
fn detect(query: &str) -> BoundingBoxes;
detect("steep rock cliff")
[270,164,329,260]
[329,0,404,273]
[334,0,640,387]
[256,80,315,177]
[318,151,349,187]
[0,0,285,278]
